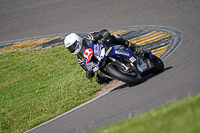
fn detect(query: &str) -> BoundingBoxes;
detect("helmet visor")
[67,40,80,54]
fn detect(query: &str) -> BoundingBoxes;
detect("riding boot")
[110,34,144,55]
[124,40,144,55]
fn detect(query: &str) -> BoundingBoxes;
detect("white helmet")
[64,33,82,55]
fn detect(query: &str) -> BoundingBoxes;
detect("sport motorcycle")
[83,40,164,84]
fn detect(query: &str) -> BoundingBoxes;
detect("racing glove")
[86,71,95,81]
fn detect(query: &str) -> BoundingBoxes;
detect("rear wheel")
[106,65,142,84]
[151,55,164,74]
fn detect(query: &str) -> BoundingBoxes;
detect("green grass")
[0,46,101,133]
[92,93,200,133]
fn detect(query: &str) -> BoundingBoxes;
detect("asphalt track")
[1,0,200,132]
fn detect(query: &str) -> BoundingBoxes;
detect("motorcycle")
[83,40,164,84]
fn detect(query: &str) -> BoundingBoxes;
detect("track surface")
[1,0,200,132]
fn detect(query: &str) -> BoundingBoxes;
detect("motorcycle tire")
[106,65,142,85]
[151,55,164,74]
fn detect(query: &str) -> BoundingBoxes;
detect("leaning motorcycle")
[83,40,164,84]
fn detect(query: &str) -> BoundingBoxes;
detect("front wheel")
[106,65,142,84]
[151,55,164,74]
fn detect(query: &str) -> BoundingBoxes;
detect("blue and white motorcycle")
[83,40,164,84]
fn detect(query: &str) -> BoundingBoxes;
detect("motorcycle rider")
[64,29,144,84]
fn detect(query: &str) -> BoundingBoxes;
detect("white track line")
[24,83,125,133]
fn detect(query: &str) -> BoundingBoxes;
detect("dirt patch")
[95,80,123,96]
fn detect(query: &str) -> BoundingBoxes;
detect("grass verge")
[92,92,200,133]
[0,46,101,133]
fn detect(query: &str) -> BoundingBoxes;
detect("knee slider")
[101,29,111,39]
